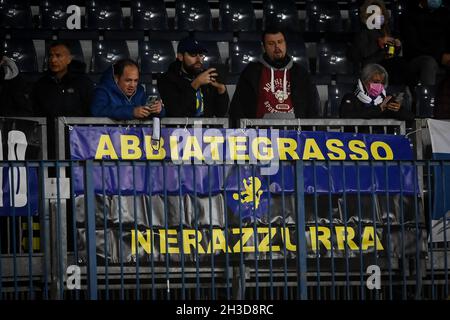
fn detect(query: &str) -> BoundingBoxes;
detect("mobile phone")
[208,63,228,84]
[146,95,158,107]
[391,92,404,104]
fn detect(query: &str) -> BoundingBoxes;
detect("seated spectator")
[32,41,94,117]
[91,59,164,120]
[340,63,414,121]
[229,27,319,125]
[0,56,33,116]
[401,0,450,85]
[157,37,229,117]
[350,0,410,85]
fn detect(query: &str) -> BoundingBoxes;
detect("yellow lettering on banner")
[159,229,179,254]
[204,136,224,161]
[303,139,325,160]
[361,227,384,250]
[349,140,369,160]
[131,229,153,255]
[252,137,273,161]
[257,227,280,252]
[280,227,297,252]
[182,136,204,161]
[229,137,250,161]
[120,135,142,160]
[326,139,346,160]
[277,138,299,160]
[335,226,359,251]
[232,228,254,253]
[170,136,180,160]
[144,136,166,160]
[371,141,394,160]
[310,226,331,250]
[182,229,205,254]
[206,229,231,254]
[95,135,118,159]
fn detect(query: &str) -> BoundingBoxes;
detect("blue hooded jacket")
[91,66,162,119]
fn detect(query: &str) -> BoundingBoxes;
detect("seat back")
[91,40,130,73]
[86,0,123,30]
[0,39,37,72]
[263,0,300,32]
[40,0,71,30]
[0,0,33,28]
[316,42,353,76]
[175,0,212,31]
[306,1,343,32]
[131,0,168,30]
[138,40,175,74]
[219,0,256,32]
[229,41,262,74]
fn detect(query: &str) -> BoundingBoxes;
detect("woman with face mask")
[349,0,410,86]
[340,64,414,121]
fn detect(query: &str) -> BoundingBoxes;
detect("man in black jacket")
[157,37,229,117]
[230,28,320,125]
[32,41,94,117]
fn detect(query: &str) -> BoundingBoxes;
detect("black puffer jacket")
[157,60,229,117]
[32,60,94,117]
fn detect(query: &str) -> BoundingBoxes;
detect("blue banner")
[70,127,416,202]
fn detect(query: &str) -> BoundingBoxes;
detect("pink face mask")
[368,83,384,97]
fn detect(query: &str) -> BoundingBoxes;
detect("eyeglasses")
[186,53,205,58]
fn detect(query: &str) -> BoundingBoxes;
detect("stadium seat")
[39,0,71,30]
[219,0,256,32]
[316,42,353,76]
[0,39,37,73]
[229,41,262,75]
[43,40,85,72]
[85,0,123,30]
[415,85,437,118]
[131,0,169,30]
[202,41,222,66]
[263,0,300,32]
[326,84,354,118]
[306,0,343,32]
[138,40,175,75]
[91,40,130,74]
[287,38,309,72]
[175,0,212,31]
[0,0,33,29]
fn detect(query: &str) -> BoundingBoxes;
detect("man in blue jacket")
[91,59,163,119]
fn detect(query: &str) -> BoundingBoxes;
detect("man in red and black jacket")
[230,27,320,126]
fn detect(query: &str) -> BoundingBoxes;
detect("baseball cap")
[177,37,208,54]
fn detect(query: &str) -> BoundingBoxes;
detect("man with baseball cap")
[157,36,229,117]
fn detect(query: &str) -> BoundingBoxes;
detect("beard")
[182,61,203,76]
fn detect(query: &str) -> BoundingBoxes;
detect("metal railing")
[1,117,448,300]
